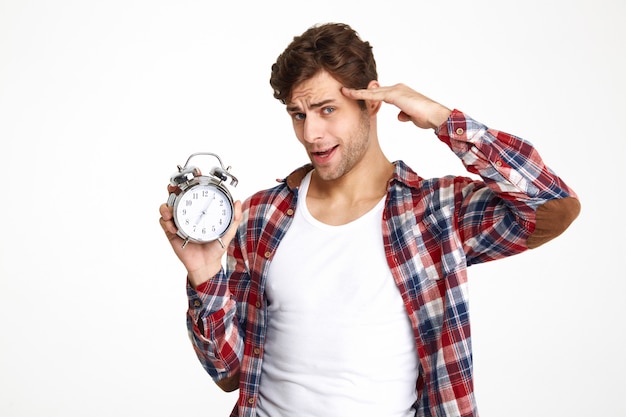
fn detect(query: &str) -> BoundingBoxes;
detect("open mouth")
[312,145,338,160]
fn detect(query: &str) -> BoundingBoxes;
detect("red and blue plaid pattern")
[186,110,577,417]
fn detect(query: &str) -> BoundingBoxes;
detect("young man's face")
[286,70,373,182]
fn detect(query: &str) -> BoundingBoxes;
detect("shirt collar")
[282,160,422,191]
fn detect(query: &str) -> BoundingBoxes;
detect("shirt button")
[455,127,464,135]
[253,348,261,355]
[264,251,271,259]
[255,301,261,308]
[193,300,201,307]
[286,209,294,216]
[248,398,255,404]
[495,160,503,167]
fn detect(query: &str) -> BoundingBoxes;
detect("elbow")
[216,373,240,392]
[526,196,581,249]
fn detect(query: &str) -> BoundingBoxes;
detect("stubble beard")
[313,113,371,182]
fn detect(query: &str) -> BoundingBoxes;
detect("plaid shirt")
[186,110,577,417]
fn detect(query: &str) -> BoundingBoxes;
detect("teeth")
[314,146,334,155]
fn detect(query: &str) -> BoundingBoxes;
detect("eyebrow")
[286,99,335,113]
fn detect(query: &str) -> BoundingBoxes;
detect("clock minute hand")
[195,192,216,224]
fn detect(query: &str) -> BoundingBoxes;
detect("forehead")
[288,71,344,108]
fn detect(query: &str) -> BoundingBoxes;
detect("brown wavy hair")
[269,23,377,108]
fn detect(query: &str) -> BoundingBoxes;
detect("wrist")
[429,104,452,130]
[187,265,221,289]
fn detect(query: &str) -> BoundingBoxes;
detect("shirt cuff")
[186,269,230,315]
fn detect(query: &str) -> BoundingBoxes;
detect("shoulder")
[242,163,311,212]
[391,160,480,199]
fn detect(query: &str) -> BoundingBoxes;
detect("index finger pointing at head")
[342,85,393,103]
[342,86,376,100]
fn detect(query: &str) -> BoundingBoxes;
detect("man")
[159,22,580,417]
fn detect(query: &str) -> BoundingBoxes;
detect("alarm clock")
[167,152,238,249]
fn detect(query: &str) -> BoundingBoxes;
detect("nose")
[302,114,323,143]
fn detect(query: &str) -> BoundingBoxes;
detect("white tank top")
[258,172,418,417]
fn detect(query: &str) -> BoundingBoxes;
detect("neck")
[306,152,394,226]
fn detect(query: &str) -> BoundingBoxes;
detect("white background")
[1,1,624,416]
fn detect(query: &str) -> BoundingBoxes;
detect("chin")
[313,167,344,182]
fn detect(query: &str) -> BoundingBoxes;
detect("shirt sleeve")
[435,109,579,263]
[186,268,244,384]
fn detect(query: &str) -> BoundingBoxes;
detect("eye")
[292,112,305,121]
[322,107,335,115]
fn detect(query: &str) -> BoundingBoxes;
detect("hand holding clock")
[160,152,242,288]
[159,195,243,288]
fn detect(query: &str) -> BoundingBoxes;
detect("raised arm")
[343,83,580,256]
[159,192,244,391]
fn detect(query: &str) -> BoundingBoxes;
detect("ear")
[366,80,382,115]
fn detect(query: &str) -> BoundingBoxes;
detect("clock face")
[173,183,233,242]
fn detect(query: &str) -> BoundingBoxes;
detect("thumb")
[397,111,411,122]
